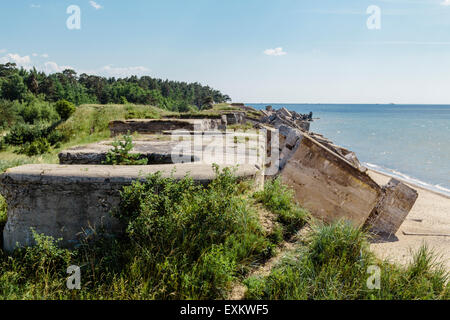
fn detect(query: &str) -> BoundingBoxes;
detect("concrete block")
[280,133,381,227]
[365,179,419,235]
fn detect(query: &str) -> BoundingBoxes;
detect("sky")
[2,0,450,104]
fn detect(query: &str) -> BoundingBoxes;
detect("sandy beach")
[368,169,450,270]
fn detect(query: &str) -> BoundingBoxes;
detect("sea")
[247,103,450,197]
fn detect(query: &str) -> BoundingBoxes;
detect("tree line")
[0,62,230,111]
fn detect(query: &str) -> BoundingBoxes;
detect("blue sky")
[2,0,450,103]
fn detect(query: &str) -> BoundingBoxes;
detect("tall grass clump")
[112,165,274,299]
[254,177,309,237]
[0,230,74,299]
[245,221,449,300]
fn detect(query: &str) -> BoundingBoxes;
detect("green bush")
[16,138,51,156]
[0,99,20,129]
[4,122,47,146]
[112,165,272,299]
[103,133,148,165]
[254,177,309,237]
[55,99,76,121]
[18,101,59,124]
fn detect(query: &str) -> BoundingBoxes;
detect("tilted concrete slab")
[0,163,262,251]
[365,179,419,235]
[279,133,381,227]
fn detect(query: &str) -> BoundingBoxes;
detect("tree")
[201,96,214,110]
[55,99,76,121]
[1,73,28,101]
[26,69,39,94]
[0,63,18,77]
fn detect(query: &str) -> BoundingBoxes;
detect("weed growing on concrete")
[103,133,148,165]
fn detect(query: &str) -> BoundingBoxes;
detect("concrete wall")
[1,163,262,251]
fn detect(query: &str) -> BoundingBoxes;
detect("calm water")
[248,104,450,197]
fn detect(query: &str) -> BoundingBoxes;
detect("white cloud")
[30,4,41,8]
[89,1,103,10]
[264,47,287,56]
[0,50,149,77]
[42,63,150,77]
[0,53,32,67]
[97,65,150,77]
[442,0,450,6]
[43,61,73,73]
[0,49,6,54]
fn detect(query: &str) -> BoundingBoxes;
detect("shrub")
[0,99,19,129]
[103,133,148,165]
[4,122,47,146]
[18,100,59,124]
[55,99,76,121]
[46,129,64,146]
[16,138,51,156]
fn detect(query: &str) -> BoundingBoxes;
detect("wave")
[364,162,450,197]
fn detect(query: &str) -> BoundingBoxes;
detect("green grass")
[0,104,165,172]
[254,177,310,238]
[244,221,449,300]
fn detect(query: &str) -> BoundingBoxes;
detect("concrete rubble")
[0,104,419,251]
[273,124,418,233]
[258,105,313,132]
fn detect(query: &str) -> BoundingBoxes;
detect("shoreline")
[366,167,450,200]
